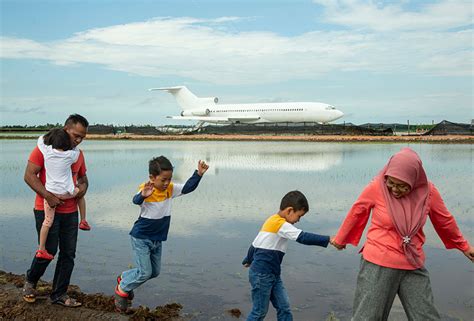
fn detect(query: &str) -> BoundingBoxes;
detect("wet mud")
[0,270,184,320]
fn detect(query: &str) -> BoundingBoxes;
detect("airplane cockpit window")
[325,106,336,110]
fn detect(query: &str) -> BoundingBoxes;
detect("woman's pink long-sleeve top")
[334,180,470,270]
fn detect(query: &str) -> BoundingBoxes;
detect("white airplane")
[149,86,343,126]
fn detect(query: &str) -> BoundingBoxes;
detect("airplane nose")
[333,110,344,120]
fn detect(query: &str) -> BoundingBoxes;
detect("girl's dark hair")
[280,190,309,212]
[43,128,73,151]
[149,156,173,176]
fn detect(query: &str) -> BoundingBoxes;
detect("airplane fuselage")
[181,102,343,123]
[151,86,344,124]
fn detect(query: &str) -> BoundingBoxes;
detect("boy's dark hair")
[280,190,309,212]
[65,114,89,128]
[149,156,173,176]
[43,128,73,151]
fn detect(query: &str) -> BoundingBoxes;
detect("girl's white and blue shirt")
[243,214,330,275]
[129,170,202,241]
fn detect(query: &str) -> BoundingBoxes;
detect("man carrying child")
[22,114,89,307]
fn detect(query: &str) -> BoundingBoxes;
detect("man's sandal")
[114,286,131,313]
[53,294,82,307]
[116,275,134,301]
[22,281,37,303]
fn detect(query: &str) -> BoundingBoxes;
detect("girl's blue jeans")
[247,269,292,321]
[119,236,162,293]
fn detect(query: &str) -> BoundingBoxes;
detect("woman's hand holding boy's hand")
[330,237,346,250]
[141,181,154,198]
[197,160,209,176]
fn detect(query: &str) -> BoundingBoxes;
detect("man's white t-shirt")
[37,136,80,195]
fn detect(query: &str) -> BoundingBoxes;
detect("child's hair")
[65,114,89,128]
[280,190,309,212]
[149,156,173,176]
[43,128,73,151]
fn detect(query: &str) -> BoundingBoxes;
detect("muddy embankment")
[1,133,473,143]
[85,134,474,143]
[0,270,242,320]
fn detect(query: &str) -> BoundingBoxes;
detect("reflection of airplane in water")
[173,144,343,175]
[150,86,344,127]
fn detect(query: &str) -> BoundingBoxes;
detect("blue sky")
[1,0,472,125]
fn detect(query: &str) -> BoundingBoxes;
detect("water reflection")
[178,143,343,175]
[0,140,472,320]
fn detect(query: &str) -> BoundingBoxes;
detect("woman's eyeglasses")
[386,179,411,193]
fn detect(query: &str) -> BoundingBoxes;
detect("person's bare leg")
[39,200,55,250]
[38,225,50,251]
[69,187,90,230]
[78,197,86,222]
[77,196,90,230]
[36,200,55,259]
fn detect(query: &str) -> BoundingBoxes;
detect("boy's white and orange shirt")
[136,182,182,220]
[252,214,302,253]
[129,170,203,241]
[243,214,329,275]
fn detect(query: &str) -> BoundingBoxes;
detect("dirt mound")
[0,270,183,320]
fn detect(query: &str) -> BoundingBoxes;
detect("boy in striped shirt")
[242,190,331,321]
[114,156,208,312]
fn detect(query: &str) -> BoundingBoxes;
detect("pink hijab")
[377,147,431,268]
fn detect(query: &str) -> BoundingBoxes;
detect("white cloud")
[0,4,472,86]
[313,0,472,31]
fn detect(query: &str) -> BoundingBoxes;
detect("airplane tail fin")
[149,86,199,110]
[149,86,218,110]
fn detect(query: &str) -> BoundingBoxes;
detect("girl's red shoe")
[79,220,91,231]
[36,249,54,260]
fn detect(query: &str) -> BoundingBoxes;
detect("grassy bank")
[1,133,472,143]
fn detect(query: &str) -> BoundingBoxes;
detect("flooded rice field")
[0,140,472,320]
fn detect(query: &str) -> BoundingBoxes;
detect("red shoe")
[36,249,54,260]
[79,220,91,231]
[117,275,134,300]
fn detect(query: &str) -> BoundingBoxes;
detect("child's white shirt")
[37,136,80,195]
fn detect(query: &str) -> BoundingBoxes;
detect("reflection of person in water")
[332,147,473,321]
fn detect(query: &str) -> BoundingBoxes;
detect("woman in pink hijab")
[331,147,473,321]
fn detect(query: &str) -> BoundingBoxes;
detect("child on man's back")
[35,128,90,260]
[242,190,331,321]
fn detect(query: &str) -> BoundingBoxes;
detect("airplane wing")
[168,116,230,122]
[227,116,261,121]
[168,115,261,122]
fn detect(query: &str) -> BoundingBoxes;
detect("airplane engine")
[199,97,218,104]
[181,108,210,116]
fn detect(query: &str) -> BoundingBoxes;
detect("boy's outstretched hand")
[141,181,154,198]
[197,160,209,176]
[330,237,346,250]
[463,246,474,263]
